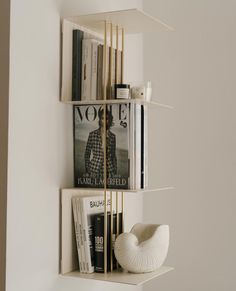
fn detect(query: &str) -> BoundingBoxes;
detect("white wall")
[143,1,236,291]
[6,1,143,291]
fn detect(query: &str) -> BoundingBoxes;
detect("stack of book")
[72,195,122,273]
[72,29,122,101]
[73,103,148,190]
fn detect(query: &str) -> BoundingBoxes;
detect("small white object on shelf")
[114,223,169,273]
[145,81,152,102]
[131,85,146,100]
[131,81,152,101]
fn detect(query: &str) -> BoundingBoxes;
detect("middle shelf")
[62,186,174,194]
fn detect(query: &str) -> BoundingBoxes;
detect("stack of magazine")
[73,103,148,190]
[72,28,122,101]
[72,195,122,273]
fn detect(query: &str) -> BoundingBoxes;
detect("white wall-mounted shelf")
[62,266,174,286]
[61,99,174,110]
[64,8,174,34]
[60,8,174,287]
[62,186,174,194]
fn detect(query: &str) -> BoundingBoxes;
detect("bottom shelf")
[62,266,174,286]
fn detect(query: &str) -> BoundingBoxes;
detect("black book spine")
[94,213,122,273]
[72,30,84,101]
[73,105,77,187]
[141,105,144,188]
[94,214,106,273]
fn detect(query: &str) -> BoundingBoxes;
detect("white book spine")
[135,104,141,189]
[91,41,98,100]
[130,104,135,189]
[144,105,148,188]
[78,197,88,273]
[80,198,93,273]
[72,197,82,271]
[81,39,92,100]
[74,198,84,272]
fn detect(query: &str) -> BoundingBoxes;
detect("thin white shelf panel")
[62,186,174,194]
[61,266,174,285]
[61,99,174,110]
[65,8,173,34]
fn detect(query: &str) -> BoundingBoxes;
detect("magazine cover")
[74,104,129,189]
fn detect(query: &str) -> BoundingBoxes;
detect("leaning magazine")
[74,104,130,189]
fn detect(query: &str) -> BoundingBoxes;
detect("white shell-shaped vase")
[114,223,169,273]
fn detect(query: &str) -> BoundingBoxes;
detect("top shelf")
[64,8,174,34]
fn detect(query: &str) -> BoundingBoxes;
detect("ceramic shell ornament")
[114,223,169,273]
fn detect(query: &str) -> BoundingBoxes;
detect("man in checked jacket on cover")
[84,108,117,179]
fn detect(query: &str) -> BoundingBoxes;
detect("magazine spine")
[80,198,94,273]
[72,197,82,271]
[135,104,141,189]
[144,105,148,188]
[129,104,135,189]
[76,197,86,273]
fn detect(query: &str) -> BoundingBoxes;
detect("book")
[129,104,136,189]
[135,104,142,189]
[72,197,86,272]
[125,103,147,190]
[78,197,87,272]
[104,45,110,99]
[78,195,114,273]
[141,105,144,188]
[74,104,130,189]
[106,47,122,100]
[81,39,92,100]
[72,30,84,101]
[72,197,82,271]
[91,41,99,100]
[96,45,121,100]
[143,105,148,188]
[94,212,122,273]
[96,44,103,100]
[81,39,100,100]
